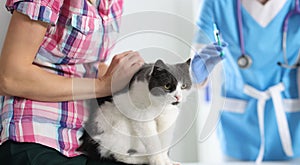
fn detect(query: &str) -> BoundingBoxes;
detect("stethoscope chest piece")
[237,54,252,69]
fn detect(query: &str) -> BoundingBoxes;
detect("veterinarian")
[192,0,300,163]
[0,0,144,164]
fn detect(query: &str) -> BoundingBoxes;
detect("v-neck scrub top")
[196,0,300,161]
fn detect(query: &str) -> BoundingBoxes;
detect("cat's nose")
[175,95,181,101]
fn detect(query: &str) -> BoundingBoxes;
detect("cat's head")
[111,59,192,121]
[146,58,192,105]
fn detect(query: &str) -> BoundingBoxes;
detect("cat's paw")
[163,157,181,165]
[149,159,165,165]
[161,153,180,165]
[150,155,173,165]
[150,158,179,165]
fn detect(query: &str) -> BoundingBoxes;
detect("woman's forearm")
[0,11,111,101]
[0,64,110,101]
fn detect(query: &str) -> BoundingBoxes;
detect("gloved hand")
[191,41,227,83]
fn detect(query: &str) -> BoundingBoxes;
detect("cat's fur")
[78,59,192,165]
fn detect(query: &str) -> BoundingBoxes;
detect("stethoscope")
[236,0,300,69]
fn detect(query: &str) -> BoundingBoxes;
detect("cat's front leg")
[149,154,172,165]
[149,155,180,165]
[132,121,168,164]
[156,107,180,165]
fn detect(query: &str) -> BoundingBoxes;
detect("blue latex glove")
[191,41,227,83]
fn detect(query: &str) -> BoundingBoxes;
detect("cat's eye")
[164,84,171,90]
[181,84,187,89]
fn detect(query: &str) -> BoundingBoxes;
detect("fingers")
[108,50,144,77]
[108,51,134,72]
[124,52,144,76]
[201,49,221,56]
[213,41,228,47]
[194,52,209,61]
[207,55,223,64]
[97,62,108,78]
[199,41,228,57]
[111,50,134,63]
[111,51,144,65]
[104,51,144,93]
[205,41,228,50]
[114,50,134,59]
[126,51,145,67]
[206,44,224,51]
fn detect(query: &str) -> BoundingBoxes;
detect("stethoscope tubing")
[237,0,245,56]
[281,0,300,68]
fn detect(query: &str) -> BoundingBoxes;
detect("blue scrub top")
[196,0,300,161]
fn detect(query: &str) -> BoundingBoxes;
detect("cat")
[78,59,192,165]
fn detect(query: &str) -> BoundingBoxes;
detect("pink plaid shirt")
[0,0,123,157]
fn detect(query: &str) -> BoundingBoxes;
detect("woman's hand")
[98,51,144,95]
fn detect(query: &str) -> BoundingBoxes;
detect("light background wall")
[0,2,11,52]
[0,0,223,163]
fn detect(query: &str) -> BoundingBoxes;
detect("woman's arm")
[0,11,144,101]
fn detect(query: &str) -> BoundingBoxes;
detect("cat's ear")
[186,58,191,66]
[149,59,166,75]
[154,59,166,69]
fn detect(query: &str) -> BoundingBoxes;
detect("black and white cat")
[78,59,192,165]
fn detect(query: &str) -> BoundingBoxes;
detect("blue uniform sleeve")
[194,0,215,44]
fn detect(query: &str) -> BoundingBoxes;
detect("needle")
[213,22,224,57]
